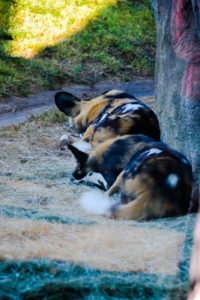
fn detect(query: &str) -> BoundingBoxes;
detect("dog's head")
[67,143,108,190]
[55,91,81,117]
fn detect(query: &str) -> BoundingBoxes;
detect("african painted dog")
[55,90,160,148]
[67,134,192,220]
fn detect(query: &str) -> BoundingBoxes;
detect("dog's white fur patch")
[121,103,142,113]
[166,173,180,188]
[72,141,92,152]
[60,134,69,143]
[147,148,163,156]
[59,134,69,150]
[98,113,108,124]
[84,172,108,190]
[80,191,112,215]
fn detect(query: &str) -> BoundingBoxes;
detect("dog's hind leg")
[111,195,149,220]
[111,193,175,220]
[106,171,124,196]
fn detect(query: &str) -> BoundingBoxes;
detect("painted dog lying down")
[55,89,160,147]
[67,135,192,220]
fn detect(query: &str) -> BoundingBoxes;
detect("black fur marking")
[96,179,107,190]
[105,92,153,110]
[90,103,160,141]
[72,169,87,180]
[96,110,159,140]
[101,90,111,95]
[96,117,121,133]
[98,135,155,186]
[87,92,160,141]
[67,144,88,164]
[55,91,79,114]
[105,92,138,100]
[123,146,165,175]
[88,100,113,127]
[123,144,191,178]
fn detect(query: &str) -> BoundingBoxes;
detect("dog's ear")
[54,91,81,115]
[67,144,89,164]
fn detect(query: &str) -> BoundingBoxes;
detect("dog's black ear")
[67,144,89,164]
[54,91,81,114]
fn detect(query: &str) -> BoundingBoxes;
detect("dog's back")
[90,100,160,145]
[82,91,160,145]
[55,90,160,144]
[110,145,193,220]
[87,135,161,186]
[79,135,193,220]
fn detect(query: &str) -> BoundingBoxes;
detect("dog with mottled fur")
[55,89,160,149]
[66,134,192,220]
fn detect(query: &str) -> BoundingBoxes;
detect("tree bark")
[151,0,200,209]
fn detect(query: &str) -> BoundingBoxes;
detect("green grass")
[31,109,68,125]
[0,51,69,98]
[0,0,156,100]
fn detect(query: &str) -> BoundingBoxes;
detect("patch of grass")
[0,124,19,138]
[0,0,155,100]
[31,109,68,125]
[0,47,70,100]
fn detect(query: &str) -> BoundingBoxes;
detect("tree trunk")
[151,0,200,209]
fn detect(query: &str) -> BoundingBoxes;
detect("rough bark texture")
[151,0,200,209]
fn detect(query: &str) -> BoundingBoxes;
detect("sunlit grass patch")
[8,0,118,58]
[38,0,155,81]
[0,0,156,100]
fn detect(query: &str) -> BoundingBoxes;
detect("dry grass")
[0,111,195,277]
[0,217,184,274]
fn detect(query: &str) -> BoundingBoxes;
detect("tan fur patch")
[93,128,117,145]
[120,174,175,219]
[123,177,140,197]
[74,97,109,129]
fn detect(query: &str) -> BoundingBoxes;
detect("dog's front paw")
[59,134,70,150]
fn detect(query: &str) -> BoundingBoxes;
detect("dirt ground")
[0,80,197,297]
[0,77,155,129]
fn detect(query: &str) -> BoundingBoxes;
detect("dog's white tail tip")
[80,191,111,215]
